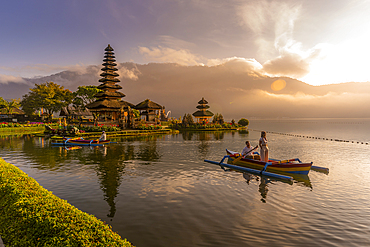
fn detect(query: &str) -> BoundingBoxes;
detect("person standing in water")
[259,131,269,162]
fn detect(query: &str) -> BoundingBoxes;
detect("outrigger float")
[51,137,111,146]
[204,149,329,182]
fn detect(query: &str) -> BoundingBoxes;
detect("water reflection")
[90,146,126,218]
[180,131,229,157]
[1,131,244,219]
[243,172,312,203]
[0,134,27,150]
[197,132,211,156]
[181,131,194,141]
[243,173,270,203]
[238,129,249,136]
[136,140,161,162]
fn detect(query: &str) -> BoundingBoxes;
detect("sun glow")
[300,38,370,86]
[271,79,286,91]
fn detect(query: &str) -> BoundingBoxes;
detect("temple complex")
[87,44,133,126]
[84,44,169,128]
[192,97,214,123]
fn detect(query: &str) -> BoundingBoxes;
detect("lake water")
[1,118,370,246]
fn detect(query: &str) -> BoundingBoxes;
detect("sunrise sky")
[1,0,370,86]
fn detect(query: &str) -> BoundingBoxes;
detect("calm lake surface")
[1,118,370,246]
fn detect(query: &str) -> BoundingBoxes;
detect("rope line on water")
[249,129,369,145]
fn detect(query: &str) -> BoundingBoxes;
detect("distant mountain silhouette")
[1,62,369,119]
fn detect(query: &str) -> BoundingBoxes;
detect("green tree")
[0,97,7,112]
[238,118,249,126]
[0,97,21,115]
[21,82,73,117]
[182,113,188,126]
[212,113,218,124]
[182,113,194,127]
[212,113,224,124]
[186,113,194,125]
[72,86,101,111]
[132,109,140,119]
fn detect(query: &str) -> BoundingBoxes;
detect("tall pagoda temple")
[192,97,214,123]
[87,44,134,125]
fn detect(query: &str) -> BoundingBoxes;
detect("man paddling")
[99,131,106,141]
[241,141,257,157]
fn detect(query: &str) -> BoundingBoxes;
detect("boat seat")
[245,155,260,160]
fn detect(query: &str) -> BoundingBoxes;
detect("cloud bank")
[1,62,369,119]
[0,74,28,85]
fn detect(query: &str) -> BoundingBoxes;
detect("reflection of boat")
[226,149,312,175]
[51,137,111,146]
[64,146,82,151]
[243,171,312,188]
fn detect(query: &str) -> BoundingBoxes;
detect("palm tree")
[0,98,21,115]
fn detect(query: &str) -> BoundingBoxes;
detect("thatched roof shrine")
[135,99,163,122]
[192,97,214,123]
[60,106,92,117]
[135,99,162,110]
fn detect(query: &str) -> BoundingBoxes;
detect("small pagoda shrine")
[135,99,163,123]
[87,44,133,125]
[192,97,214,123]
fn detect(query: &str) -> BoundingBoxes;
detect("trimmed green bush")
[0,158,134,247]
[238,118,249,127]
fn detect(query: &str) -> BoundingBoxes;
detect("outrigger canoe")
[51,137,111,146]
[225,149,312,175]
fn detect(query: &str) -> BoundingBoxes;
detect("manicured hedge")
[0,158,134,247]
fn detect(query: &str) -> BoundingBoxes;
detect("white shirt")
[242,146,254,156]
[259,137,267,148]
[99,133,106,141]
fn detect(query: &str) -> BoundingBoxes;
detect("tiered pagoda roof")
[192,97,214,118]
[87,44,128,111]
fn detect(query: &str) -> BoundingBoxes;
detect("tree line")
[0,82,100,117]
[1,81,250,127]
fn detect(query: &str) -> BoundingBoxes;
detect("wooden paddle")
[243,145,259,157]
[232,145,258,164]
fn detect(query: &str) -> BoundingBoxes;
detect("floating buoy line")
[249,129,369,145]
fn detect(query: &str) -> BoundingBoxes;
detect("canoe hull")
[226,150,312,175]
[52,138,111,146]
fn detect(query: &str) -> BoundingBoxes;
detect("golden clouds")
[138,46,202,66]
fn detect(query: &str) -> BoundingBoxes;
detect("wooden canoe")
[51,137,111,146]
[226,149,312,175]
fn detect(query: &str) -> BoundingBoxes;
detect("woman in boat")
[242,141,255,157]
[259,131,269,162]
[99,131,106,141]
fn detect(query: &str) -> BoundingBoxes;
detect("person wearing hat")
[99,131,106,141]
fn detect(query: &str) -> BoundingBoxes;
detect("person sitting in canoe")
[259,131,269,162]
[242,141,256,158]
[99,131,107,141]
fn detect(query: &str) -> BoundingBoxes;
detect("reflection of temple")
[192,97,214,123]
[91,146,128,218]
